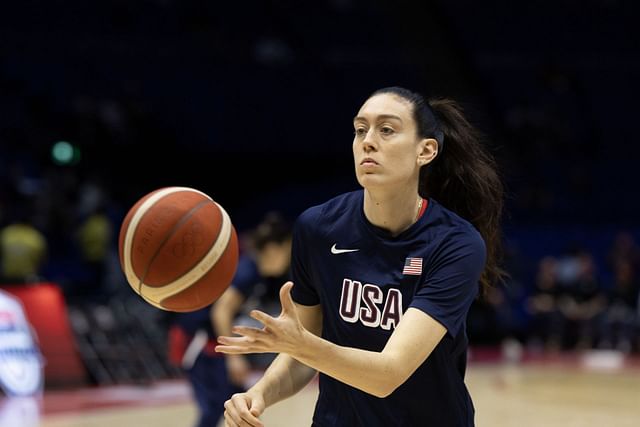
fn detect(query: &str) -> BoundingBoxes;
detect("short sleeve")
[230,255,261,299]
[409,229,486,338]
[290,210,320,306]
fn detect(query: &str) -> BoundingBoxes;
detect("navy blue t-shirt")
[291,190,486,427]
[233,255,288,306]
[232,255,263,300]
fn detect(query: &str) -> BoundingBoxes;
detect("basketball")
[118,187,239,312]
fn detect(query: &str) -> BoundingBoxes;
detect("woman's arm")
[217,282,446,398]
[212,286,245,338]
[250,303,322,407]
[295,306,444,397]
[221,302,322,427]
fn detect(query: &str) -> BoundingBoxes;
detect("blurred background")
[1,0,639,426]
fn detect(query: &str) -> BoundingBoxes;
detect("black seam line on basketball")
[157,201,227,288]
[137,199,215,299]
[160,203,228,293]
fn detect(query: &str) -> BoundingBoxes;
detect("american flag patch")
[403,257,423,275]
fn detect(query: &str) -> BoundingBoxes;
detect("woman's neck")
[363,187,422,236]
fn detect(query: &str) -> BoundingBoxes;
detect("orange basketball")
[118,187,239,312]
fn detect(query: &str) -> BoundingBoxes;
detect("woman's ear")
[417,138,438,166]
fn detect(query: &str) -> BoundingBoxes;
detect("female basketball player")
[216,87,505,427]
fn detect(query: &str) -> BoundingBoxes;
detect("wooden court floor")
[4,360,639,427]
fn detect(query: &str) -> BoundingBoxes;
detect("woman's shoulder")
[427,199,485,248]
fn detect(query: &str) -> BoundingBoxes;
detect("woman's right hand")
[224,390,266,427]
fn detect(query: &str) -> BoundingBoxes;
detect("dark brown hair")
[373,87,507,295]
[251,211,292,251]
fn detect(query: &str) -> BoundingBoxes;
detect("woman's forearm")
[251,353,317,407]
[292,331,398,398]
[290,308,446,398]
[251,300,323,406]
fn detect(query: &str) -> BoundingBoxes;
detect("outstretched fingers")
[215,335,250,354]
[232,325,268,339]
[279,281,295,314]
[249,309,276,326]
[216,337,254,354]
[217,282,301,357]
[217,326,273,354]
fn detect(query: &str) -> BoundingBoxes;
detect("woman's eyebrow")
[353,114,403,123]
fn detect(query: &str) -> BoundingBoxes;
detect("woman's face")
[352,93,427,191]
[257,240,291,277]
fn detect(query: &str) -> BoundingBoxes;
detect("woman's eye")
[380,127,394,135]
[354,128,367,137]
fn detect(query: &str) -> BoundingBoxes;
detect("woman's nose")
[362,129,377,151]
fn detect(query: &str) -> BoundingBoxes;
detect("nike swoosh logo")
[331,244,360,254]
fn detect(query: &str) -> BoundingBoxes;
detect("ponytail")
[423,98,506,295]
[370,87,506,295]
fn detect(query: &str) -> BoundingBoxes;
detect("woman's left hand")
[216,282,307,357]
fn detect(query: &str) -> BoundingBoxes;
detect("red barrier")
[1,283,87,388]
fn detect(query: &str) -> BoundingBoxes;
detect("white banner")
[0,290,43,397]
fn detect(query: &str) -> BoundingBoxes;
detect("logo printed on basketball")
[172,222,204,258]
[118,187,239,312]
[136,207,173,255]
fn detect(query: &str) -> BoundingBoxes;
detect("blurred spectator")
[525,256,564,351]
[557,250,606,350]
[467,284,520,348]
[607,231,640,272]
[0,201,47,284]
[598,259,639,353]
[77,212,112,263]
[71,181,117,300]
[73,207,114,299]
